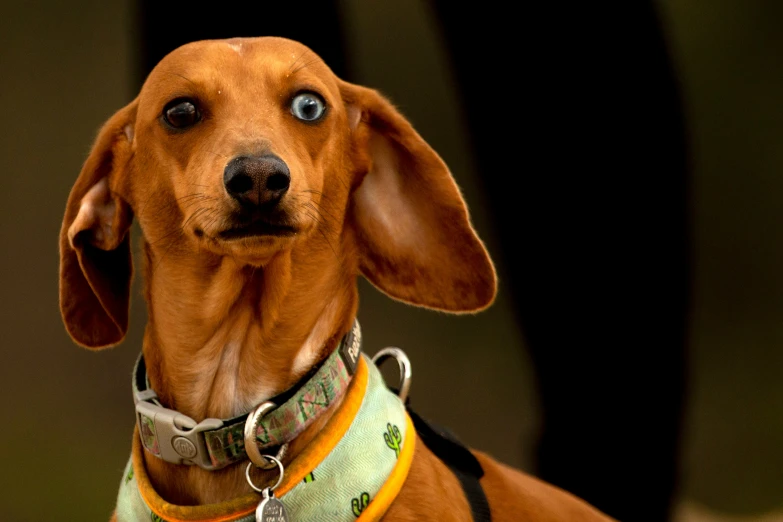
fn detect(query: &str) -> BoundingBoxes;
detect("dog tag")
[256,487,289,522]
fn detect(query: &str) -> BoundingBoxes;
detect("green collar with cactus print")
[115,353,416,522]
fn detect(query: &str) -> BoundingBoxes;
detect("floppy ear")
[342,83,497,313]
[59,100,137,349]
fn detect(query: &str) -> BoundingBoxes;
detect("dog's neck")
[142,244,358,422]
[137,239,358,504]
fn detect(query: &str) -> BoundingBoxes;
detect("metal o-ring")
[245,455,284,494]
[372,347,412,403]
[244,401,277,469]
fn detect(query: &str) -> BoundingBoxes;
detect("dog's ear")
[59,100,137,349]
[342,83,497,313]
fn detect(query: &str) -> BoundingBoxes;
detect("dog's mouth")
[217,219,297,240]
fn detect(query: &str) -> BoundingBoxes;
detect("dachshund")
[59,36,614,522]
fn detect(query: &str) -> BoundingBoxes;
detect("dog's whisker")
[146,226,185,247]
[300,190,343,214]
[181,196,218,210]
[169,72,197,86]
[183,207,213,229]
[302,201,341,234]
[291,57,321,76]
[152,231,185,271]
[287,49,310,73]
[150,206,212,249]
[144,212,199,247]
[302,209,339,260]
[176,194,214,207]
[199,209,221,230]
[205,150,230,160]
[175,192,210,200]
[303,201,341,229]
[195,209,223,238]
[151,206,215,270]
[301,189,336,203]
[135,191,164,221]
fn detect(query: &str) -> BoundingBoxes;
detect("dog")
[59,36,615,521]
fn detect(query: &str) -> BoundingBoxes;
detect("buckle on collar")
[135,393,224,470]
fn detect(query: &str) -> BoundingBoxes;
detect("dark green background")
[1,1,782,520]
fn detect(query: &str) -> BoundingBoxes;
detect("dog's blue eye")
[291,93,325,122]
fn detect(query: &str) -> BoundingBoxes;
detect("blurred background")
[2,1,783,521]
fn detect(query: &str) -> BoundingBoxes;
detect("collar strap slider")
[134,389,158,404]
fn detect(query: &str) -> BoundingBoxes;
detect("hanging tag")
[256,487,289,522]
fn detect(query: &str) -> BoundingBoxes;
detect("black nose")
[223,155,291,207]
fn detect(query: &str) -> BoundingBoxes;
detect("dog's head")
[59,37,496,349]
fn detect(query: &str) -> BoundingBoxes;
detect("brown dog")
[59,37,614,522]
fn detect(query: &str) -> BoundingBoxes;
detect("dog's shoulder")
[385,436,615,521]
[384,434,473,521]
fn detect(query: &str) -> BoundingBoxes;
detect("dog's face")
[129,38,355,264]
[59,37,497,349]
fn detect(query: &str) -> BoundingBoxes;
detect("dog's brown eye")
[291,92,325,122]
[163,99,201,128]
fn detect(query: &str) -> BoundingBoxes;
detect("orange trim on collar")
[276,356,369,498]
[133,356,370,522]
[356,413,416,522]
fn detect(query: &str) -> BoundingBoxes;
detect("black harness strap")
[407,407,492,522]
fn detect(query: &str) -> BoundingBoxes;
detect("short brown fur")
[60,37,614,521]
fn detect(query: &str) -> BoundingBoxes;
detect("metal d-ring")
[245,455,285,494]
[244,401,288,469]
[371,347,412,403]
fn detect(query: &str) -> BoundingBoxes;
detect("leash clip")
[135,400,224,470]
[372,347,412,403]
